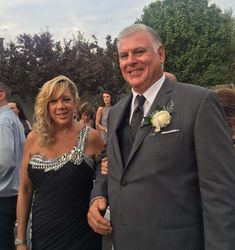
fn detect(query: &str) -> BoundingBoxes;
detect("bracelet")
[15,238,27,246]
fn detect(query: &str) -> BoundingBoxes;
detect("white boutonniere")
[144,100,174,134]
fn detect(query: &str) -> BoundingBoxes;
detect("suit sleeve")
[90,149,108,202]
[194,90,235,250]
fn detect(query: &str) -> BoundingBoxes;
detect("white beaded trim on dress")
[29,126,91,172]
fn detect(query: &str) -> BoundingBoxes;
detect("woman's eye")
[64,98,72,102]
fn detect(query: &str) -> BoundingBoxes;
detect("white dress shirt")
[130,75,165,123]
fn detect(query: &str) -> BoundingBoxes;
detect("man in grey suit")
[88,24,235,250]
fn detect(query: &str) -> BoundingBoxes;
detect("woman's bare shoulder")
[26,130,38,143]
[88,127,101,137]
[87,127,104,150]
[96,106,104,113]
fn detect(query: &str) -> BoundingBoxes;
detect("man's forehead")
[118,32,153,51]
[119,45,146,53]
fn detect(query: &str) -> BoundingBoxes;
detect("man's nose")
[127,54,137,65]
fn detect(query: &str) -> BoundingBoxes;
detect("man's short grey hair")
[0,81,12,100]
[117,23,163,51]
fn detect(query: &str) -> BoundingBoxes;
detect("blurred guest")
[216,88,235,146]
[164,71,177,81]
[96,91,112,143]
[8,100,32,137]
[78,102,95,128]
[0,82,25,249]
[16,75,103,249]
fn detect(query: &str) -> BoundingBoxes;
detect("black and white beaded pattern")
[29,126,90,172]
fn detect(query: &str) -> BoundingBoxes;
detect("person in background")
[216,88,235,146]
[16,75,103,250]
[0,82,25,250]
[78,102,95,128]
[95,91,112,143]
[164,71,177,81]
[88,24,235,250]
[8,100,32,137]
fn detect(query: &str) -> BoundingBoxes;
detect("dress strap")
[77,126,90,156]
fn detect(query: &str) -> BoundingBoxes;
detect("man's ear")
[158,45,165,64]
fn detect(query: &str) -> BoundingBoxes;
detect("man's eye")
[135,50,145,56]
[119,54,128,59]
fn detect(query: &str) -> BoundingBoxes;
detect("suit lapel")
[113,94,132,131]
[125,79,174,168]
[110,94,133,168]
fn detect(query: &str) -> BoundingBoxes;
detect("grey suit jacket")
[91,79,235,250]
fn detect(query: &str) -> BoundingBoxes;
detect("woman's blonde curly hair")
[34,75,79,147]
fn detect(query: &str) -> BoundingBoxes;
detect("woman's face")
[103,93,111,106]
[8,102,19,115]
[48,88,76,127]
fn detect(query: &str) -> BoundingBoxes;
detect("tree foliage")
[0,30,126,106]
[137,0,235,86]
[0,0,234,110]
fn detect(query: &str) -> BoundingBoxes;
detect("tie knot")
[136,95,146,107]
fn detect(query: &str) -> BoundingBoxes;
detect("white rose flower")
[151,111,171,131]
[151,117,161,132]
[144,101,174,135]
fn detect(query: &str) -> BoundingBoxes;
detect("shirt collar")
[131,74,165,106]
[0,104,11,113]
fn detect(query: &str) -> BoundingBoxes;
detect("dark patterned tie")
[130,95,146,138]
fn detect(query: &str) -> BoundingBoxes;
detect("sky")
[0,0,234,47]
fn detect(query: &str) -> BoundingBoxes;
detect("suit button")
[121,180,127,186]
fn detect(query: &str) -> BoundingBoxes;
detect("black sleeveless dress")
[28,126,101,250]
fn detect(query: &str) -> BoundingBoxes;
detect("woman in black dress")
[16,75,104,250]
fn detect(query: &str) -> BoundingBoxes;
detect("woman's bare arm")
[16,132,35,247]
[95,107,107,132]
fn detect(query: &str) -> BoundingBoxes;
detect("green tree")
[0,30,126,106]
[93,35,127,104]
[60,33,126,105]
[1,31,63,98]
[138,0,235,86]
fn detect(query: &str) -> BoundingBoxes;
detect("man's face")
[118,31,165,94]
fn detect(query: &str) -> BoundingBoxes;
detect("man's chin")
[129,81,144,89]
